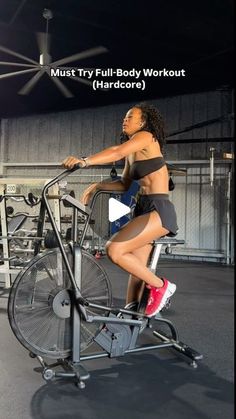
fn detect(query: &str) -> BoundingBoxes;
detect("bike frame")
[32,166,202,385]
[35,168,147,355]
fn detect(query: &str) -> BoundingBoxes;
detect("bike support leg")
[71,244,90,384]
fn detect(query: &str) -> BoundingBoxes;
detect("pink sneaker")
[145,278,176,317]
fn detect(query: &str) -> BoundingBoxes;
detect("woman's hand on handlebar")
[80,183,99,205]
[62,156,86,169]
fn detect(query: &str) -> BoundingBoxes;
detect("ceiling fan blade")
[18,70,45,95]
[0,61,38,68]
[70,75,109,90]
[51,46,108,67]
[0,45,38,65]
[50,66,107,89]
[0,67,40,80]
[36,32,51,55]
[69,75,93,87]
[46,71,73,98]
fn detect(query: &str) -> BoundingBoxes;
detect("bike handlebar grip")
[43,163,86,195]
[68,162,85,173]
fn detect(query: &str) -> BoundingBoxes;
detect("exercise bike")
[8,166,203,389]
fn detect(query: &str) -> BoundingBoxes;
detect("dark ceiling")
[0,0,234,118]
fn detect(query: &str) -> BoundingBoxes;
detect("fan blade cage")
[8,248,112,359]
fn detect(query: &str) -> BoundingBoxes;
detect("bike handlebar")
[42,163,126,202]
[42,163,83,198]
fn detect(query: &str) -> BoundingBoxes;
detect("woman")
[63,103,178,317]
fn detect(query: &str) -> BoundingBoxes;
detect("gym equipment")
[110,180,139,235]
[0,193,40,207]
[168,175,175,191]
[0,178,61,287]
[210,147,215,186]
[6,206,14,216]
[110,165,118,179]
[8,166,203,388]
[62,190,75,207]
[44,229,63,248]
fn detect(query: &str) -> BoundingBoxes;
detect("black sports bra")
[129,157,166,180]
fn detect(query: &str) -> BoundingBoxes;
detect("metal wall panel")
[186,168,201,248]
[1,89,234,166]
[169,162,232,262]
[170,182,187,239]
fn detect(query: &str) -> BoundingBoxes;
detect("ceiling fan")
[0,8,108,98]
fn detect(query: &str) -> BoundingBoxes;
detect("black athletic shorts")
[133,193,178,237]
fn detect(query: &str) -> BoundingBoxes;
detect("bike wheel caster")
[43,368,55,381]
[29,352,37,358]
[76,380,86,389]
[190,361,198,369]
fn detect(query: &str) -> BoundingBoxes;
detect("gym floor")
[0,258,234,419]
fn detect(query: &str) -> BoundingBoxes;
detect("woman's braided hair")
[135,102,166,151]
[120,102,166,152]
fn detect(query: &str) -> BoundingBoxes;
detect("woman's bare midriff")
[138,165,169,195]
[128,141,169,195]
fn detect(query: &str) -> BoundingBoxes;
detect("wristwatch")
[81,157,89,167]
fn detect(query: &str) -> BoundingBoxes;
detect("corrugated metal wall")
[1,89,234,166]
[169,162,232,262]
[0,89,234,262]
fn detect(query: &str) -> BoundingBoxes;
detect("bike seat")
[153,237,185,246]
